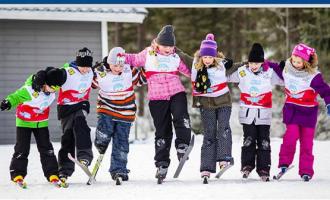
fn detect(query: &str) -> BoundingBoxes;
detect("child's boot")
[258,170,270,182]
[241,166,253,179]
[59,174,69,188]
[155,166,168,184]
[301,174,311,182]
[201,171,210,184]
[13,175,27,189]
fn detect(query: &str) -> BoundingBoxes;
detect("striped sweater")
[92,64,146,122]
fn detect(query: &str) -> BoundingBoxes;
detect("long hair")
[193,50,225,71]
[289,53,318,74]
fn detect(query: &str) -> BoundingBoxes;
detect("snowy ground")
[1,134,330,199]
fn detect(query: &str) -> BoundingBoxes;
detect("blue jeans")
[94,113,131,175]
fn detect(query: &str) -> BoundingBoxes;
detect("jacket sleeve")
[124,48,148,68]
[271,71,284,86]
[132,67,147,87]
[226,61,247,76]
[227,70,240,83]
[311,73,330,106]
[178,59,191,77]
[6,77,33,109]
[267,61,284,80]
[176,48,193,69]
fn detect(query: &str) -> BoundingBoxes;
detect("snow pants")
[10,127,59,181]
[149,92,191,168]
[279,124,315,177]
[200,106,233,173]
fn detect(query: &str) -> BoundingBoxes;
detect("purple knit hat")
[200,33,217,57]
[292,43,316,62]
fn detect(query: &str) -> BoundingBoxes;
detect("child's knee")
[258,139,271,151]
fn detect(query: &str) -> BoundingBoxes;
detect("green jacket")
[176,48,243,109]
[6,76,49,128]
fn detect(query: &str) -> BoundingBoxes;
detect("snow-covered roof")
[0,5,148,23]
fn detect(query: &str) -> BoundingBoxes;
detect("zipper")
[246,108,250,117]
[258,109,260,119]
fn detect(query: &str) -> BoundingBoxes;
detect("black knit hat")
[45,68,66,87]
[76,47,93,67]
[156,25,176,46]
[248,43,264,63]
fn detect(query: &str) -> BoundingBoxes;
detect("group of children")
[1,24,330,187]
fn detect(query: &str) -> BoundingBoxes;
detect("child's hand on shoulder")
[277,60,286,70]
[223,58,233,70]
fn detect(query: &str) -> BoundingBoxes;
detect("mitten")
[0,99,11,111]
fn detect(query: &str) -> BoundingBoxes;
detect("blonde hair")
[193,50,225,71]
[289,53,318,74]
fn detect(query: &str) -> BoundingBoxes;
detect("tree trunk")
[114,22,123,46]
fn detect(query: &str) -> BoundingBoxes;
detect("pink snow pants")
[278,124,315,177]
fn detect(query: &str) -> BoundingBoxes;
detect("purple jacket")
[269,61,330,128]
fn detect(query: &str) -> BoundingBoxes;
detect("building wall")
[0,19,102,144]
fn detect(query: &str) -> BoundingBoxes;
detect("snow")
[1,134,330,199]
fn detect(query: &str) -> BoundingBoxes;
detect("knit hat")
[156,25,176,46]
[107,47,125,65]
[248,43,264,63]
[45,68,66,87]
[292,43,315,62]
[76,47,93,67]
[200,33,217,57]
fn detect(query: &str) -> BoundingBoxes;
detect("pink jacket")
[125,47,191,100]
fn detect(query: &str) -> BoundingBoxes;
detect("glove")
[0,99,11,111]
[92,61,104,71]
[32,70,46,92]
[327,104,330,116]
[223,58,233,70]
[279,60,285,70]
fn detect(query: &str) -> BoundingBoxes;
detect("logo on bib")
[99,71,106,78]
[32,91,39,98]
[68,68,75,75]
[239,70,246,77]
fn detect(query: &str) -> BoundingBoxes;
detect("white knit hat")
[107,47,125,65]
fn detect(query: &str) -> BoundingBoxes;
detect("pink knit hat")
[292,43,316,62]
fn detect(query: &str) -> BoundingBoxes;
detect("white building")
[0,5,147,144]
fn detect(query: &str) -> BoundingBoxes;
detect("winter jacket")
[269,60,330,128]
[175,48,241,109]
[92,63,146,122]
[57,61,93,119]
[124,47,191,100]
[6,76,55,128]
[227,62,284,125]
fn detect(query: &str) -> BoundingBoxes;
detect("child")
[270,43,330,181]
[0,67,65,187]
[124,25,192,183]
[57,47,94,184]
[227,43,284,181]
[92,47,146,183]
[191,33,238,183]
